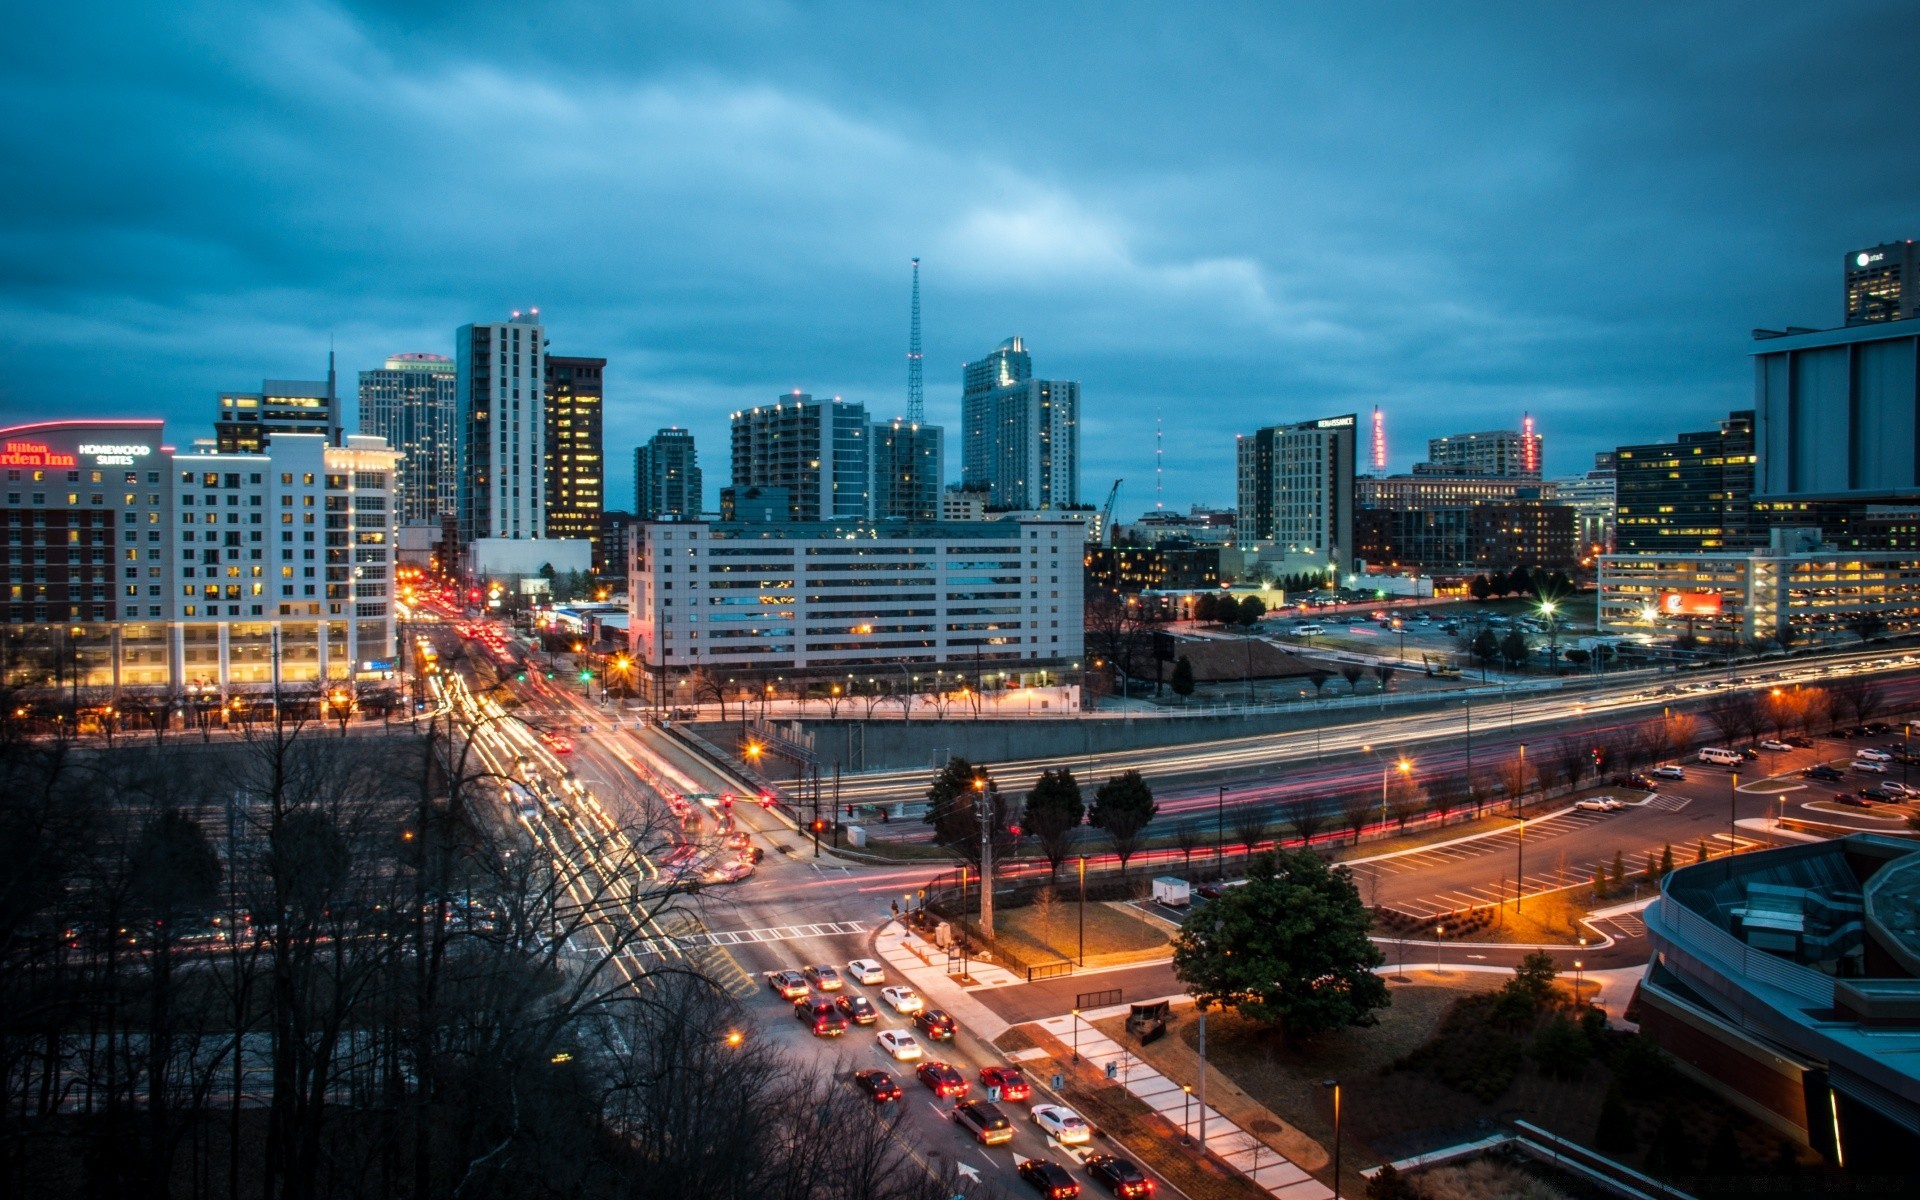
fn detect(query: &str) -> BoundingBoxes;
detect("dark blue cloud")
[1,1,1911,511]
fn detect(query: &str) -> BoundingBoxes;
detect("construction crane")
[1100,478,1123,546]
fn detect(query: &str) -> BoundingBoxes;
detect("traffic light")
[515,672,527,682]
[810,819,825,834]
[579,669,592,682]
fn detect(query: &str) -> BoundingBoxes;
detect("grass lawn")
[991,900,1169,968]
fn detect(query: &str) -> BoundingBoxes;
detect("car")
[915,1061,968,1098]
[1786,736,1814,748]
[836,994,879,1025]
[880,986,924,1014]
[1018,1160,1081,1199]
[845,958,886,985]
[978,1065,1031,1102]
[1803,765,1845,782]
[952,1099,1015,1144]
[1854,760,1889,774]
[913,1008,957,1040]
[1031,1103,1092,1145]
[1652,765,1687,780]
[768,970,810,1001]
[803,964,844,990]
[1575,796,1624,813]
[1857,748,1894,762]
[1740,747,1761,761]
[1086,1154,1154,1198]
[852,1068,902,1103]
[1835,792,1872,807]
[1880,781,1917,798]
[796,999,849,1037]
[1610,772,1657,790]
[1865,722,1894,735]
[1863,784,1907,802]
[1759,740,1793,752]
[875,1030,922,1061]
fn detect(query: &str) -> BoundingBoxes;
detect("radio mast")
[906,258,924,425]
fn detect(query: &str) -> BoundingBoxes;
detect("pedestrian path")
[1031,1012,1332,1200]
[871,920,1021,1042]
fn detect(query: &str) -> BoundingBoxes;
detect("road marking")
[634,919,869,958]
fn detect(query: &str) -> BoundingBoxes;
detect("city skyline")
[1,3,1913,513]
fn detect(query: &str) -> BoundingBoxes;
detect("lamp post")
[1515,743,1528,912]
[1575,958,1585,1002]
[975,776,995,941]
[1322,1079,1342,1199]
[1182,1083,1194,1144]
[1071,1007,1080,1063]
[1730,770,1740,856]
[1433,923,1445,974]
[1077,855,1087,967]
[1463,700,1473,792]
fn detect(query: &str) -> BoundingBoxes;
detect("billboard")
[1658,591,1723,617]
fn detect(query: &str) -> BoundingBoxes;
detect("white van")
[1698,747,1744,766]
[1294,624,1325,636]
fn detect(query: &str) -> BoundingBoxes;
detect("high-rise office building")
[635,428,702,520]
[456,310,545,544]
[1752,319,1920,505]
[1844,241,1919,326]
[216,357,343,452]
[358,353,457,525]
[1416,428,1542,478]
[729,393,870,523]
[871,418,943,520]
[1614,411,1758,553]
[961,337,1079,510]
[1552,451,1617,558]
[544,355,605,564]
[1234,415,1357,568]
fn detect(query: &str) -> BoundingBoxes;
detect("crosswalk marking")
[635,919,868,958]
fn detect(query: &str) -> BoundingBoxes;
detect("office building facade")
[1235,415,1356,570]
[636,427,702,521]
[0,419,400,699]
[627,516,1085,677]
[1752,320,1920,505]
[1354,500,1574,576]
[1356,475,1557,511]
[1844,240,1919,326]
[1553,453,1617,559]
[871,418,943,520]
[730,393,870,523]
[961,337,1079,510]
[543,355,605,564]
[358,353,457,525]
[217,361,342,453]
[1416,429,1541,478]
[1614,411,1758,553]
[456,311,546,545]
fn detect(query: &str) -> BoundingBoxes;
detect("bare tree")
[1171,819,1205,877]
[1230,803,1271,864]
[1284,797,1332,853]
[1339,791,1374,845]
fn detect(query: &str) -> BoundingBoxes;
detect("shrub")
[1396,995,1525,1102]
[1530,1015,1592,1080]
[1366,1163,1417,1200]
[1595,1088,1637,1153]
[1609,1034,1677,1100]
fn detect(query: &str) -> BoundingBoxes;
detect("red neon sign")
[0,441,77,468]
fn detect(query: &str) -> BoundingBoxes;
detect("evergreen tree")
[1089,770,1158,878]
[1169,656,1195,700]
[1023,769,1085,880]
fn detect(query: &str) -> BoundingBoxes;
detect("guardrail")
[1026,960,1074,982]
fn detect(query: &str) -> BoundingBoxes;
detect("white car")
[846,958,886,986]
[1030,1103,1091,1145]
[1574,797,1623,812]
[880,986,924,1014]
[1857,748,1894,762]
[1880,782,1916,798]
[876,1029,922,1061]
[1854,760,1889,774]
[1759,740,1793,752]
[1652,765,1687,780]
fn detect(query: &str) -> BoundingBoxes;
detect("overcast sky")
[1,2,1911,514]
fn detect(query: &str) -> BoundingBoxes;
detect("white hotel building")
[627,516,1085,681]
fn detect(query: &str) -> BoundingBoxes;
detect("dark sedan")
[1086,1154,1153,1198]
[1018,1160,1080,1199]
[851,1069,902,1103]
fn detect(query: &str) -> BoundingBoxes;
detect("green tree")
[1193,593,1221,623]
[1510,950,1559,1003]
[1023,769,1085,881]
[1089,770,1158,878]
[1499,629,1531,670]
[1169,656,1195,700]
[1611,849,1626,888]
[923,757,1008,867]
[1469,574,1492,602]
[1171,849,1388,1039]
[1531,1015,1592,1080]
[1471,629,1500,670]
[1661,843,1675,875]
[1235,595,1267,627]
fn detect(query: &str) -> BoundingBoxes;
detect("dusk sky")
[2,2,1912,513]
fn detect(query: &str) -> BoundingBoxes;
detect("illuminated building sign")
[0,441,78,468]
[1658,591,1724,617]
[1316,416,1356,429]
[79,443,153,465]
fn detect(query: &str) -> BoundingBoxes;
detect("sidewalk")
[1031,1008,1332,1200]
[871,920,1023,1042]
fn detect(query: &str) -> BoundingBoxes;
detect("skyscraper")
[1844,241,1919,325]
[216,357,342,452]
[961,337,1079,510]
[1235,415,1357,569]
[1416,429,1542,478]
[1614,411,1758,553]
[636,428,702,520]
[870,418,942,520]
[544,355,605,565]
[358,353,456,525]
[456,310,545,544]
[730,393,870,522]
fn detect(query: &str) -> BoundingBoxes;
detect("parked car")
[1031,1103,1092,1145]
[978,1065,1031,1102]
[915,1061,968,1098]
[876,1030,922,1061]
[768,970,810,1001]
[1086,1154,1154,1198]
[845,958,886,985]
[836,994,879,1025]
[1854,760,1889,774]
[880,986,924,1014]
[952,1099,1014,1144]
[1834,792,1872,807]
[1857,748,1894,762]
[1611,772,1657,790]
[1652,765,1687,780]
[1575,796,1624,813]
[1018,1160,1081,1199]
[1863,784,1906,802]
[1803,765,1845,782]
[1785,736,1814,748]
[1759,740,1793,752]
[851,1068,902,1103]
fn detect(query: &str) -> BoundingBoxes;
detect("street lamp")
[1575,959,1585,1001]
[1434,924,1445,974]
[1322,1079,1342,1199]
[1181,1084,1193,1144]
[1071,1007,1081,1063]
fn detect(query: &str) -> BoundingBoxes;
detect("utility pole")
[976,778,995,941]
[1196,1009,1208,1152]
[1077,855,1087,966]
[1730,770,1739,857]
[1215,784,1225,879]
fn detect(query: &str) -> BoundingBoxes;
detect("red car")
[915,1061,968,1099]
[978,1065,1031,1102]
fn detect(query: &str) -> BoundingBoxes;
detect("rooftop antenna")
[1155,412,1164,511]
[1371,406,1387,472]
[907,258,924,425]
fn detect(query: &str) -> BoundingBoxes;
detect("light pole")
[1463,700,1473,793]
[1071,1006,1080,1063]
[975,777,995,941]
[1729,770,1739,856]
[1515,743,1528,912]
[1322,1078,1342,1199]
[1433,923,1445,974]
[1575,958,1585,1002]
[1215,784,1226,879]
[1077,855,1087,967]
